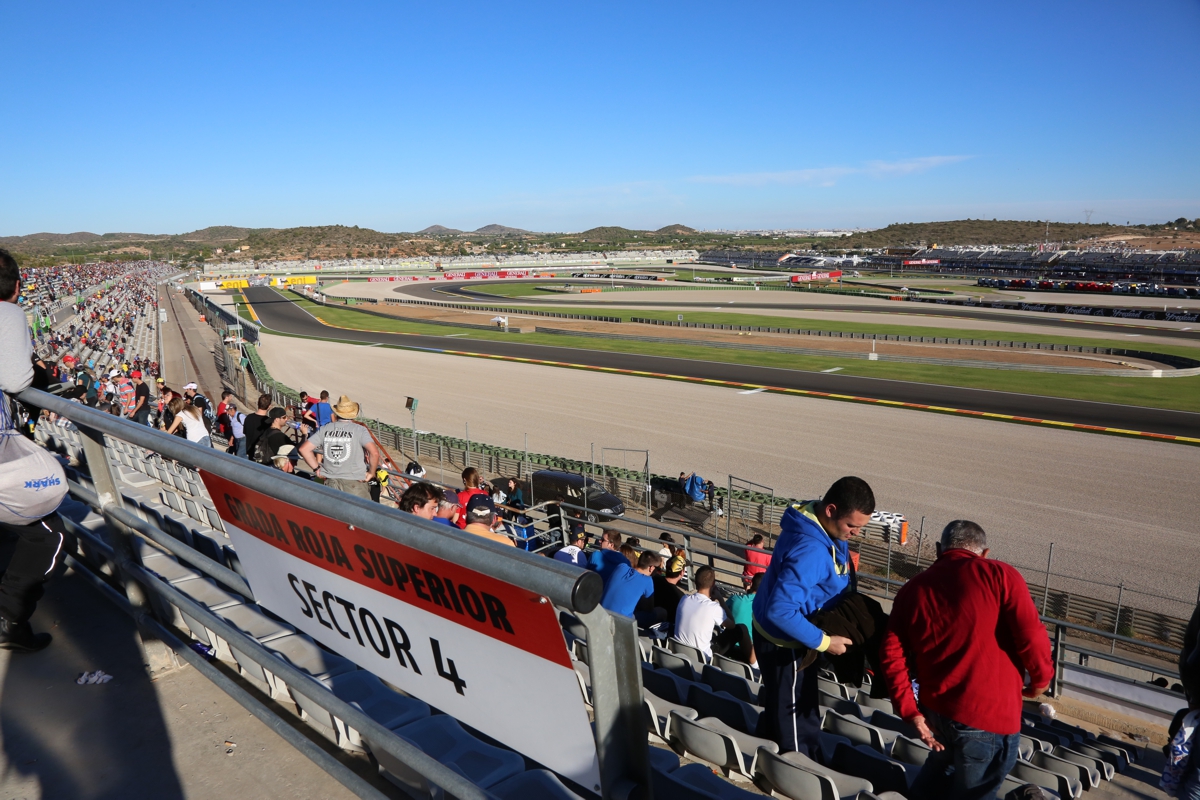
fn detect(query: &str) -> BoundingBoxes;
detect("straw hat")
[332,395,360,419]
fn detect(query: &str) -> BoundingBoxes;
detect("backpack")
[253,432,275,465]
[192,393,216,432]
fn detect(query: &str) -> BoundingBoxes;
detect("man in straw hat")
[298,394,380,500]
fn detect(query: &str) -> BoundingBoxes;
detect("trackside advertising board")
[200,472,601,789]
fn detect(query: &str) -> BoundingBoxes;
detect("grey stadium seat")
[1053,745,1114,781]
[687,684,761,734]
[1030,749,1099,790]
[644,690,698,742]
[754,747,873,800]
[669,711,778,780]
[654,646,700,683]
[375,714,525,797]
[669,637,711,669]
[701,664,759,704]
[488,769,585,800]
[713,652,757,682]
[1008,758,1082,799]
[260,634,357,703]
[828,744,909,796]
[293,669,430,751]
[654,762,763,799]
[821,711,894,753]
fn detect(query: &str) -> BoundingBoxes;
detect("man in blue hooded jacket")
[752,476,875,753]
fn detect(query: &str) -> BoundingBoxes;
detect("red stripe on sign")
[201,472,572,668]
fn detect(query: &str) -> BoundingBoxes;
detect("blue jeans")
[909,709,1020,800]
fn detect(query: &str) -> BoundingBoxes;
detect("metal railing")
[18,387,650,800]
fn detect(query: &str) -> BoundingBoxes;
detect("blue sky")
[3,1,1198,234]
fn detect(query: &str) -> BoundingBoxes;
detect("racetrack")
[245,286,1200,437]
[399,281,1200,342]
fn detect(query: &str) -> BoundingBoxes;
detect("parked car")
[529,470,625,522]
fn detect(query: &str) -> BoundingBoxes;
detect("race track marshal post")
[200,470,619,792]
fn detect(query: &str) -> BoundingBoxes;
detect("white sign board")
[201,472,600,790]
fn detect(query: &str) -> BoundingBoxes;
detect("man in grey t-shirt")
[298,394,380,501]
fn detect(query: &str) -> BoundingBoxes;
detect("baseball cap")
[465,494,495,522]
[130,370,142,379]
[665,554,686,577]
[442,488,460,505]
[155,377,164,383]
[183,382,198,391]
[108,370,119,378]
[268,407,287,420]
[272,444,295,465]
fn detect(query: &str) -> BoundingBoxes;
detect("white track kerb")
[205,472,601,787]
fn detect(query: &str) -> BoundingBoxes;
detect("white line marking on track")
[738,387,767,394]
[366,343,382,347]
[444,333,469,337]
[821,367,844,373]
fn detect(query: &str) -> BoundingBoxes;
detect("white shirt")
[674,592,727,659]
[179,411,209,443]
[554,544,587,568]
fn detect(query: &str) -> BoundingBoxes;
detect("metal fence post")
[1049,623,1065,698]
[576,606,651,799]
[1112,582,1124,654]
[914,516,926,569]
[1042,542,1055,615]
[885,534,894,597]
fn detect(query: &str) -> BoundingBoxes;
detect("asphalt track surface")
[412,281,1200,342]
[245,286,1200,437]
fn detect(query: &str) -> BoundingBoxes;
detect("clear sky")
[3,1,1198,235]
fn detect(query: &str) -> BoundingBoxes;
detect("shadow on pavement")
[0,565,185,799]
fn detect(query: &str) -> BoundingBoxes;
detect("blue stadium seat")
[488,769,584,800]
[701,664,759,704]
[687,684,760,734]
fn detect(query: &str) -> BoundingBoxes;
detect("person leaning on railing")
[0,248,68,653]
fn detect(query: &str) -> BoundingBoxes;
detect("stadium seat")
[573,639,589,664]
[172,576,245,645]
[1008,758,1082,799]
[713,652,757,682]
[262,634,357,703]
[818,690,865,720]
[1095,734,1137,764]
[1053,745,1114,781]
[293,669,430,751]
[888,735,931,768]
[822,712,893,754]
[655,762,763,799]
[642,663,706,706]
[701,664,759,704]
[668,712,777,781]
[754,747,873,800]
[161,489,183,513]
[203,504,226,533]
[573,660,592,706]
[1017,735,1040,760]
[654,646,700,683]
[488,769,585,800]
[376,715,525,797]
[139,549,203,584]
[866,710,918,739]
[1071,741,1127,773]
[644,690,698,742]
[220,609,302,687]
[818,677,853,700]
[854,693,893,715]
[669,638,711,669]
[1030,749,1099,790]
[828,744,908,795]
[687,684,761,734]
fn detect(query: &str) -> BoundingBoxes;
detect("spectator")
[166,402,212,447]
[456,467,489,528]
[398,482,441,520]
[227,400,247,458]
[310,390,334,428]
[183,382,209,417]
[880,520,1053,800]
[676,566,755,665]
[255,408,292,464]
[751,476,873,755]
[435,496,461,528]
[462,496,516,547]
[298,395,380,499]
[97,390,117,416]
[1183,599,1200,708]
[653,554,687,624]
[743,533,771,588]
[216,390,234,438]
[658,533,676,559]
[554,530,588,567]
[619,543,637,566]
[271,444,297,473]
[115,370,136,418]
[242,393,271,460]
[0,247,66,652]
[588,530,629,590]
[728,571,761,633]
[129,370,151,425]
[601,551,659,624]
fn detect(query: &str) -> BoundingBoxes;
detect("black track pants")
[0,514,66,624]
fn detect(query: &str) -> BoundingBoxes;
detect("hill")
[418,225,462,235]
[843,219,1144,249]
[655,224,696,235]
[473,224,530,235]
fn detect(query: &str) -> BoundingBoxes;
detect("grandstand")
[13,376,1187,798]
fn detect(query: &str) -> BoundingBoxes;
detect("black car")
[529,470,625,522]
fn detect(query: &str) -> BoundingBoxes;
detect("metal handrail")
[20,388,600,615]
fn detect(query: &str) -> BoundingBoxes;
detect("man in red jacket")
[880,520,1051,800]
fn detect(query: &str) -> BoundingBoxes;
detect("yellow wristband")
[816,634,831,652]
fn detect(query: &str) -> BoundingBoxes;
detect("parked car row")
[978,277,1200,297]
